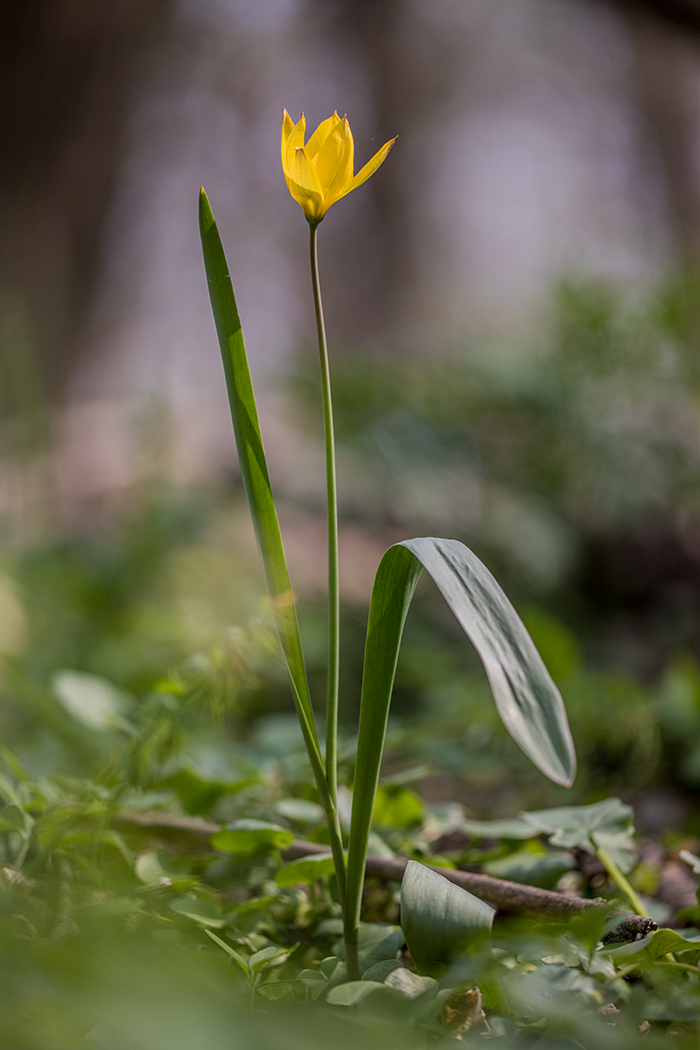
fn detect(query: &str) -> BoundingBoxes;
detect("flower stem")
[309,223,340,810]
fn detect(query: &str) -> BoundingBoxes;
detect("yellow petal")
[320,117,356,210]
[314,116,353,194]
[286,146,325,222]
[284,114,306,169]
[280,110,296,174]
[282,114,308,198]
[305,112,341,161]
[347,136,397,194]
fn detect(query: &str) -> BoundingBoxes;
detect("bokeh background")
[5,0,700,829]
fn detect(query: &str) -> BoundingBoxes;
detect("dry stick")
[114,811,606,919]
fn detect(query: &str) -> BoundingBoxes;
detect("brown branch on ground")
[113,810,607,919]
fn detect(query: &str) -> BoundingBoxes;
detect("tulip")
[281,110,396,224]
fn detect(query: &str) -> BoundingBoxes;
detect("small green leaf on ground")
[273,798,324,824]
[211,819,294,855]
[603,927,700,963]
[484,847,576,889]
[521,797,636,872]
[373,786,423,828]
[326,981,387,1006]
[275,852,335,887]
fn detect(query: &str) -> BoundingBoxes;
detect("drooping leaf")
[345,537,575,943]
[211,819,294,855]
[400,538,575,786]
[199,190,322,777]
[400,861,495,975]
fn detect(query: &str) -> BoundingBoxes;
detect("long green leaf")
[344,537,576,972]
[198,189,320,767]
[344,544,422,972]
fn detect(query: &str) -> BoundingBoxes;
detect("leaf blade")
[345,537,576,961]
[344,544,423,943]
[401,537,576,786]
[198,189,321,767]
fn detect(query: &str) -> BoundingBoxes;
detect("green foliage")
[276,852,335,887]
[1,673,700,1046]
[211,820,295,855]
[199,196,577,985]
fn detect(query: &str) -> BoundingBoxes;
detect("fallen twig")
[114,810,607,918]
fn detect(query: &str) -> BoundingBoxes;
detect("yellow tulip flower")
[281,110,396,224]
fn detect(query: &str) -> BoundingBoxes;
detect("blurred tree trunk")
[0,0,173,416]
[329,0,412,342]
[594,0,700,266]
[620,6,700,266]
[611,0,700,35]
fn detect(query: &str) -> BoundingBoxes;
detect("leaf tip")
[198,188,215,235]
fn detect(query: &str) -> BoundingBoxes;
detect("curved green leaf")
[198,190,321,772]
[344,537,575,972]
[401,538,575,786]
[400,862,495,975]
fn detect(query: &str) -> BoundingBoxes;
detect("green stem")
[296,687,347,910]
[595,845,650,918]
[309,223,340,810]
